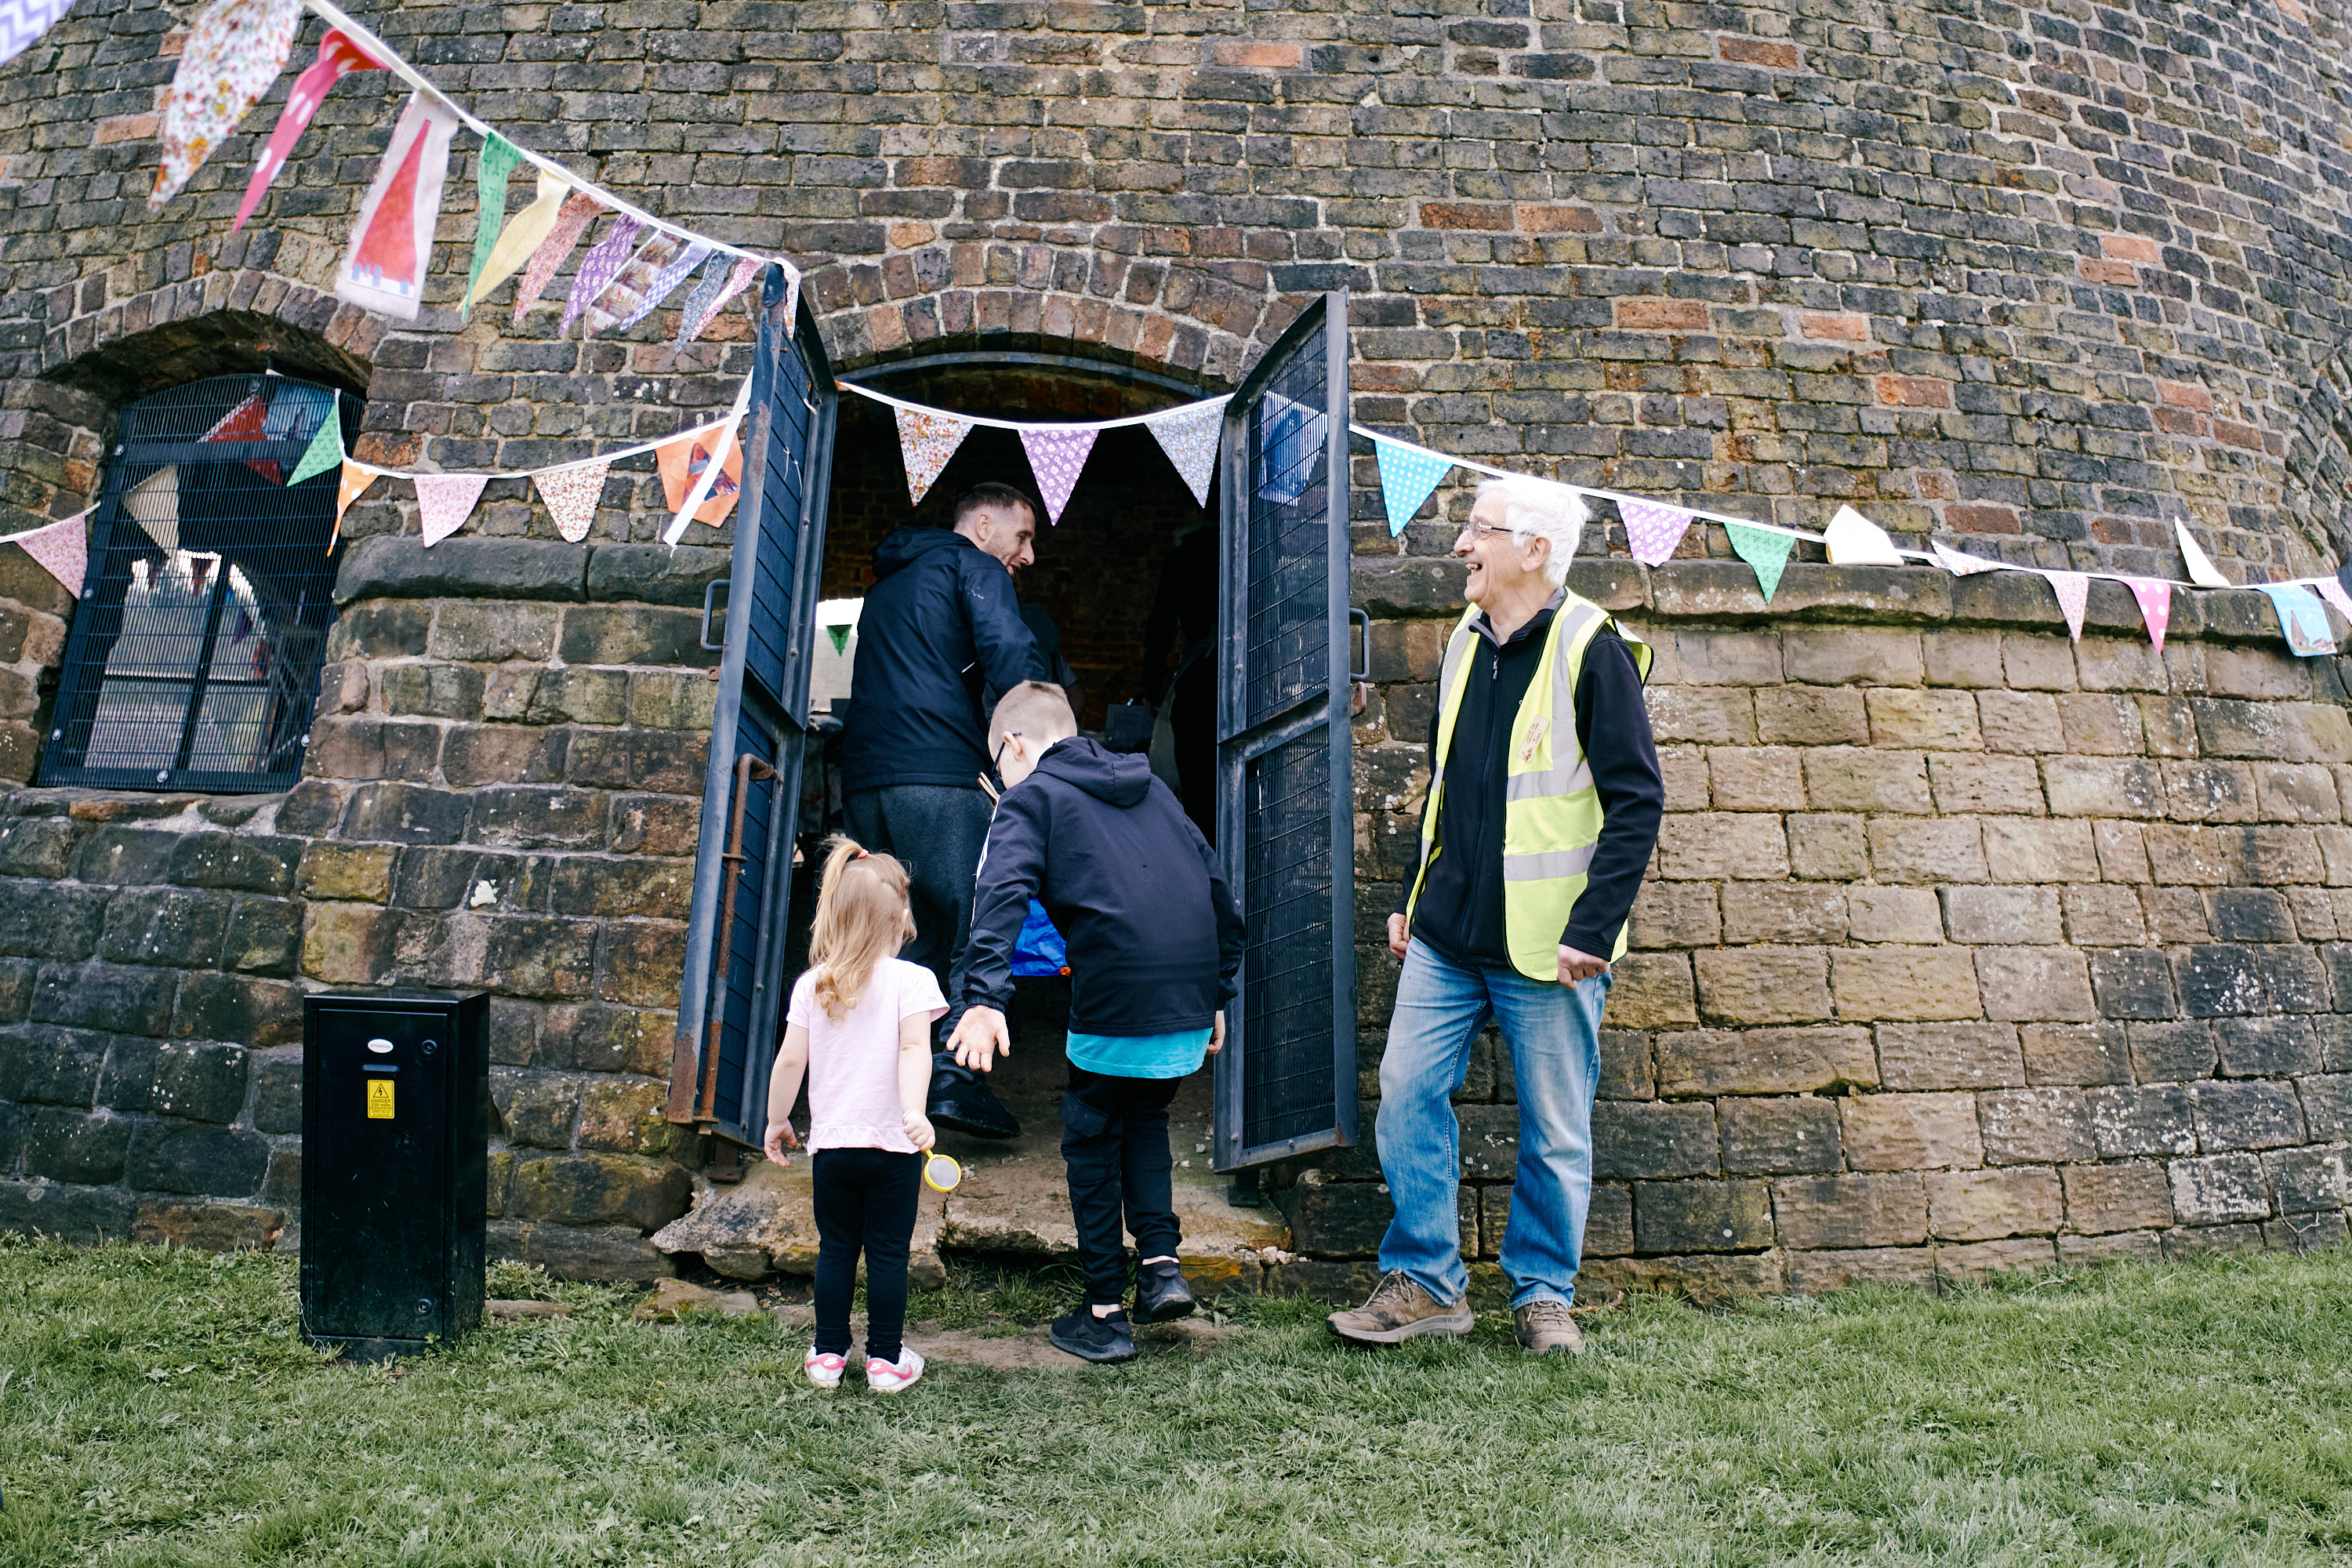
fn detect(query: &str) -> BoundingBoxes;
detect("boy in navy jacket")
[948,681,1244,1364]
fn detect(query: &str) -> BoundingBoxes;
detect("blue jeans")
[1376,938,1608,1309]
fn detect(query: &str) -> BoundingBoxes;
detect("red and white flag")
[335,91,461,321]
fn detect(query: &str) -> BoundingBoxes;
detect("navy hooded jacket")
[841,527,1047,794]
[962,737,1244,1036]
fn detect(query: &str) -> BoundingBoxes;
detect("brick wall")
[1308,554,2352,1302]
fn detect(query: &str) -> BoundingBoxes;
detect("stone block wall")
[1312,552,2352,1301]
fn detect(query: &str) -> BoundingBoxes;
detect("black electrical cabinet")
[300,992,490,1361]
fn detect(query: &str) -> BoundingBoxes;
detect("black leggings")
[811,1147,922,1364]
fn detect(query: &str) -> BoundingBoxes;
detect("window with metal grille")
[39,374,350,793]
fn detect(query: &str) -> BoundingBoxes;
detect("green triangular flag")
[287,410,343,488]
[1725,520,1795,604]
[461,133,528,323]
[826,624,851,655]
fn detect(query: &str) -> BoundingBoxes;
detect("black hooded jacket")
[841,527,1047,793]
[963,737,1244,1036]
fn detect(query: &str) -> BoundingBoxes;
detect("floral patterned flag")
[2038,568,2089,641]
[775,256,803,336]
[415,472,489,548]
[510,191,601,326]
[330,460,377,548]
[677,253,764,347]
[534,459,609,543]
[1725,520,1794,604]
[458,132,528,321]
[12,511,87,600]
[1020,426,1098,526]
[336,90,461,321]
[560,215,641,338]
[0,0,77,71]
[1933,541,2000,575]
[895,406,973,506]
[1372,434,1449,537]
[2259,583,2338,657]
[670,253,732,351]
[2125,577,2172,652]
[467,169,570,317]
[2314,575,2352,626]
[1619,498,1695,566]
[1144,401,1221,509]
[151,0,303,210]
[232,28,385,232]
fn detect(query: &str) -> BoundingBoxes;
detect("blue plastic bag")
[1011,898,1069,977]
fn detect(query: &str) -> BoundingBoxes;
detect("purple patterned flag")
[561,215,642,338]
[1020,426,1098,525]
[1618,498,1694,566]
[0,0,74,71]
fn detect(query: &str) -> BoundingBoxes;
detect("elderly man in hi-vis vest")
[1330,476,1664,1356]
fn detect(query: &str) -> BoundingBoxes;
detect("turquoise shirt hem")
[1065,1028,1211,1080]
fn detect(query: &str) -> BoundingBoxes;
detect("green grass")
[2,1235,2349,1566]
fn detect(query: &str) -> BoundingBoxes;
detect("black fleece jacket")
[842,528,1047,793]
[963,737,1245,1036]
[1394,601,1664,966]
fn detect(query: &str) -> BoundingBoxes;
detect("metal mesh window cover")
[41,374,350,793]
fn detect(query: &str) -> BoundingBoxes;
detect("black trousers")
[811,1147,921,1364]
[1062,1065,1184,1305]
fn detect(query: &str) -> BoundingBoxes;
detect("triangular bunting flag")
[895,406,972,506]
[13,511,87,600]
[2258,583,2338,657]
[826,624,851,655]
[335,91,461,321]
[657,425,744,539]
[677,254,763,347]
[2039,568,2089,641]
[127,466,180,554]
[415,473,489,548]
[511,192,602,325]
[1020,426,1098,526]
[1824,504,1905,566]
[1619,498,1694,566]
[775,257,803,336]
[331,460,377,547]
[150,0,303,210]
[0,0,77,73]
[233,29,385,232]
[2175,517,2233,588]
[1372,435,1450,536]
[1724,521,1794,604]
[467,168,570,316]
[533,459,609,543]
[2314,575,2352,626]
[1933,541,2000,575]
[671,252,732,351]
[1144,401,1220,509]
[459,132,527,321]
[561,215,642,337]
[287,408,343,488]
[2125,577,2172,652]
[587,234,707,338]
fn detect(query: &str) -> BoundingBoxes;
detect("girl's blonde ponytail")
[808,837,916,1020]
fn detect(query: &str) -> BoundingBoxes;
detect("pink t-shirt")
[786,957,946,1153]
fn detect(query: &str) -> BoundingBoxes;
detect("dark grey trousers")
[843,784,993,1033]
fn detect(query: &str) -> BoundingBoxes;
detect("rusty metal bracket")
[692,752,780,1128]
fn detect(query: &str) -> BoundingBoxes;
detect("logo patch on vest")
[1519,715,1549,761]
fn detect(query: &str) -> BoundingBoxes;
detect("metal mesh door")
[1214,292,1357,1171]
[42,375,347,792]
[667,270,837,1145]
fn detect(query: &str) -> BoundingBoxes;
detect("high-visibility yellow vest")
[1405,590,1652,982]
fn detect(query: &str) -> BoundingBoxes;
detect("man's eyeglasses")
[1456,521,1515,540]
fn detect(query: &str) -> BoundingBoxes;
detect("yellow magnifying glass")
[923,1153,962,1192]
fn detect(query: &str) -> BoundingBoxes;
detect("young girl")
[762,838,943,1393]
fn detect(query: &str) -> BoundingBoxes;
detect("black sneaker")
[925,1051,1020,1139]
[1133,1261,1195,1325]
[1048,1305,1138,1364]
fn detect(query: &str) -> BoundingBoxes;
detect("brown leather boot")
[1326,1272,1473,1345]
[1512,1298,1584,1355]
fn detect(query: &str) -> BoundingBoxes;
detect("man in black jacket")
[949,681,1244,1364]
[1328,476,1662,1358]
[840,484,1049,1045]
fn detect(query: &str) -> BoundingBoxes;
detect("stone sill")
[5,785,283,827]
[1356,557,2330,648]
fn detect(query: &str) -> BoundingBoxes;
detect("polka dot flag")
[1374,435,1451,535]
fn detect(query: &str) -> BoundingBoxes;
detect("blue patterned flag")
[1374,435,1451,536]
[1725,521,1795,604]
[2258,583,2338,657]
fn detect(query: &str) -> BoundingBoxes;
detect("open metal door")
[666,267,837,1147]
[1213,291,1356,1171]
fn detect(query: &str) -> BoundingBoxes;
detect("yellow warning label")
[367,1079,394,1120]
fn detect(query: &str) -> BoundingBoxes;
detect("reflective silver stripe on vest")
[1501,843,1599,880]
[1506,760,1592,800]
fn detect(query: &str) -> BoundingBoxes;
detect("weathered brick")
[1867,819,1985,884]
[1804,750,1932,814]
[2060,884,2147,946]
[1977,690,2063,753]
[1653,1025,1875,1096]
[1604,953,1697,1028]
[296,843,399,902]
[1788,814,1867,880]
[1926,753,2045,815]
[1772,1173,1927,1250]
[1719,884,1846,944]
[2020,1021,2131,1085]
[1976,947,2096,1022]
[1846,887,1944,944]
[2087,1084,2197,1158]
[1654,814,1788,880]
[2263,1145,2348,1214]
[2168,1152,2273,1225]
[1782,630,1921,687]
[1877,1022,2024,1090]
[2060,1162,2172,1234]
[1840,1092,1983,1170]
[2042,757,2165,818]
[2189,1080,2303,1151]
[1719,1097,1840,1174]
[1694,947,1831,1025]
[1592,1101,1719,1179]
[1926,1167,2061,1240]
[1706,747,1806,811]
[1941,886,2061,946]
[1832,948,1981,1022]
[1934,1237,2056,1283]
[1632,1179,1770,1252]
[1754,687,1867,746]
[1630,884,1719,949]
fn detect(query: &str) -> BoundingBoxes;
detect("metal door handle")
[701,579,729,651]
[1348,608,1371,680]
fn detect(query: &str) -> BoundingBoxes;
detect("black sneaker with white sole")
[1048,1305,1138,1363]
[1132,1260,1195,1325]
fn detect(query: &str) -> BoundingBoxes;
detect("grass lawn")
[1,1236,2348,1566]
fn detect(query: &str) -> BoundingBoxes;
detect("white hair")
[1473,476,1587,589]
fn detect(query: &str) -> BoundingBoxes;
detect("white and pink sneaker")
[804,1348,847,1388]
[866,1347,924,1393]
